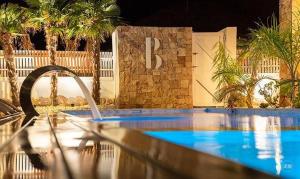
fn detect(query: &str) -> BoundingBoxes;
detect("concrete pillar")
[279,0,300,80]
[279,0,292,30]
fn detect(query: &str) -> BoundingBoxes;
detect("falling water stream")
[72,75,102,120]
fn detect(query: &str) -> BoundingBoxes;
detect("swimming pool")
[146,130,299,178]
[65,108,300,178]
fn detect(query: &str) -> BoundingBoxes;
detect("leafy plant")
[247,15,300,107]
[259,103,269,108]
[227,92,247,108]
[212,42,264,108]
[258,81,279,108]
[293,94,300,108]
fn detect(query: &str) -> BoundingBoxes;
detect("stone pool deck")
[0,112,277,179]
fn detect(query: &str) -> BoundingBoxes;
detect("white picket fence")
[0,50,114,77]
[0,50,114,100]
[240,58,280,74]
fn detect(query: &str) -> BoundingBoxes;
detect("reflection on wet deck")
[0,115,183,179]
[0,113,277,179]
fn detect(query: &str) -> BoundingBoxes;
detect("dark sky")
[117,0,279,37]
[2,0,279,49]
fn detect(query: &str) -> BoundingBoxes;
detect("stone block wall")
[115,26,193,108]
[279,0,292,80]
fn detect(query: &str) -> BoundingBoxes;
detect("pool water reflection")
[146,130,300,178]
[66,109,300,178]
[66,109,300,131]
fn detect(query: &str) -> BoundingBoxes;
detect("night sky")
[2,0,279,50]
[117,0,279,36]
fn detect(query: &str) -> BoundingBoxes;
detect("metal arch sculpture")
[19,65,77,117]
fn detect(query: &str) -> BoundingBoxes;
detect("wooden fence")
[240,58,280,74]
[0,50,280,78]
[0,50,114,77]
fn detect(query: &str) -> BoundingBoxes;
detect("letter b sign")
[145,37,162,69]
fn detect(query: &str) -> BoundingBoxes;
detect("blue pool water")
[146,130,300,178]
[66,108,300,178]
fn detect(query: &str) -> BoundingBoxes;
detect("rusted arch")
[19,65,77,117]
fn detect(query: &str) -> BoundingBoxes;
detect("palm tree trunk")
[91,39,101,104]
[45,29,58,106]
[247,68,257,109]
[21,34,34,50]
[1,33,20,107]
[290,76,296,108]
[65,38,79,51]
[246,91,254,108]
[85,38,93,52]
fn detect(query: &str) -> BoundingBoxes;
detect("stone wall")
[279,0,292,80]
[115,26,193,108]
[279,0,292,29]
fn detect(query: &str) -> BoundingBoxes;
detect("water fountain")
[19,65,102,119]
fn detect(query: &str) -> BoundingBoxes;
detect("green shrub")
[258,81,279,108]
[227,92,247,108]
[259,103,269,108]
[293,94,300,108]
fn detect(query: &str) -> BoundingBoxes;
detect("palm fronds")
[0,4,28,36]
[65,0,121,42]
[212,42,243,88]
[247,15,300,106]
[212,41,269,108]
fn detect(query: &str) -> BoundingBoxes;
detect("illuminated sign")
[145,37,162,69]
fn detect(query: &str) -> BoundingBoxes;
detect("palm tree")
[67,0,120,104]
[214,69,264,108]
[26,0,71,106]
[212,42,240,88]
[212,42,264,108]
[248,16,300,106]
[0,4,28,106]
[238,38,263,81]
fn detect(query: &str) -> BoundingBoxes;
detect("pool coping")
[99,126,278,179]
[205,108,300,116]
[63,108,206,116]
[64,107,300,117]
